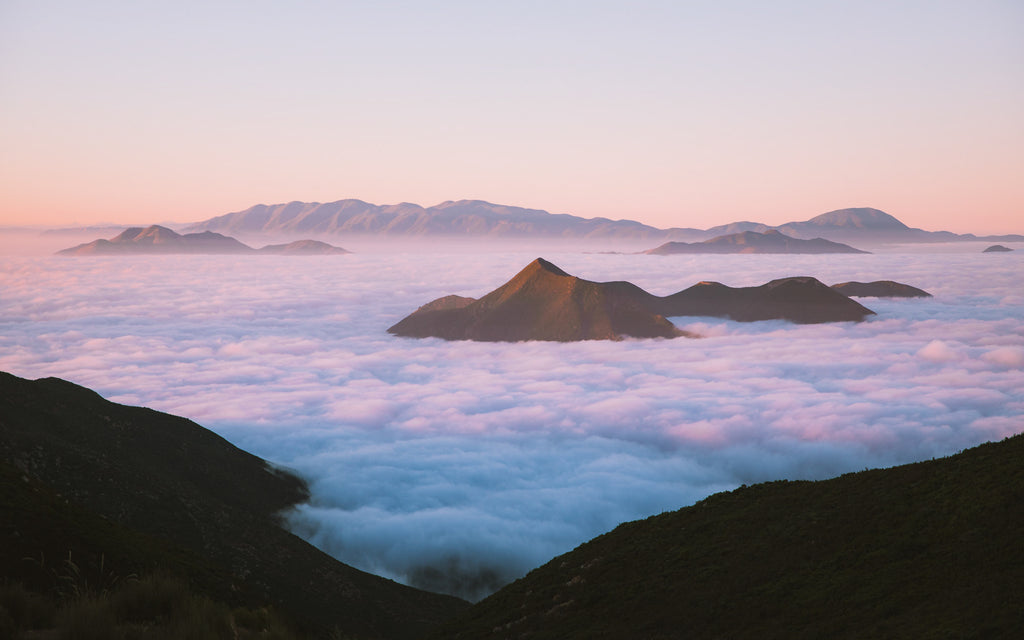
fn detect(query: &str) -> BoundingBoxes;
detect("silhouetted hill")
[0,372,467,638]
[388,260,875,341]
[983,244,1013,253]
[644,229,869,254]
[831,281,932,298]
[430,433,1024,639]
[55,226,349,256]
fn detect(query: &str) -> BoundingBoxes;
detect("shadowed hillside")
[0,371,467,639]
[429,433,1024,639]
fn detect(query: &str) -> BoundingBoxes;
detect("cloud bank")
[2,249,1022,600]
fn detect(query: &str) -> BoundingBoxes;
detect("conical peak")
[112,225,179,243]
[528,258,570,277]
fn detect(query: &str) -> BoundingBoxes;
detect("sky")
[2,249,1022,600]
[1,1,1022,233]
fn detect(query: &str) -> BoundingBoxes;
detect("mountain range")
[181,200,1024,244]
[56,225,350,255]
[387,258,876,341]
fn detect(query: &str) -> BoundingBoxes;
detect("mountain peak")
[527,257,570,277]
[112,225,180,244]
[805,207,909,230]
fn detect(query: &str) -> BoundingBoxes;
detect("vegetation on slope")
[0,371,468,639]
[431,434,1024,639]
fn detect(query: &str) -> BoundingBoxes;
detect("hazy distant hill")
[182,201,1024,244]
[184,199,681,240]
[256,239,351,255]
[388,259,875,341]
[56,225,349,255]
[57,225,253,254]
[430,432,1024,639]
[644,229,869,254]
[0,371,466,639]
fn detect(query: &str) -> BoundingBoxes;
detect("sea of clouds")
[2,245,1022,600]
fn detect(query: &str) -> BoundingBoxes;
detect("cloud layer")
[2,248,1022,600]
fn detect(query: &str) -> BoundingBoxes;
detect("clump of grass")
[0,580,55,631]
[54,594,119,640]
[4,562,303,639]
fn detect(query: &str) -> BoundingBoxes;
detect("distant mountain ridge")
[184,199,675,240]
[182,201,1024,244]
[644,229,869,254]
[56,225,350,255]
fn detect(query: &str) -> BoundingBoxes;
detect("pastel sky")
[2,1,1022,233]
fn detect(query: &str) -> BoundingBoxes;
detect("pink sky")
[2,2,1022,234]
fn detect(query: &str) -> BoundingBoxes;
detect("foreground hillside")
[0,372,467,639]
[431,433,1024,639]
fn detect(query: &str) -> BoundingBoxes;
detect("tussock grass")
[2,571,301,640]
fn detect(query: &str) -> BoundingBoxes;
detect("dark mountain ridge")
[430,432,1024,639]
[388,259,875,341]
[0,371,466,638]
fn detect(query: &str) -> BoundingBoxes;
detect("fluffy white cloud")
[1,247,1022,600]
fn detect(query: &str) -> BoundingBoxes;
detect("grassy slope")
[433,433,1024,639]
[0,371,468,639]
